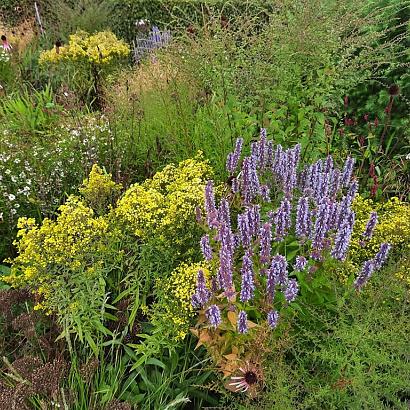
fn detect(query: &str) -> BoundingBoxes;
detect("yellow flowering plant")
[115,153,213,254]
[39,30,130,65]
[79,164,122,214]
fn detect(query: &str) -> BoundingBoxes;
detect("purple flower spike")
[226,138,243,174]
[269,254,288,287]
[237,310,248,334]
[206,304,221,328]
[259,222,272,264]
[218,199,231,228]
[341,156,355,188]
[240,252,255,302]
[362,212,378,240]
[192,270,211,307]
[241,156,260,204]
[284,278,299,302]
[373,243,391,270]
[200,235,213,261]
[294,256,307,271]
[354,260,375,290]
[273,198,292,241]
[247,205,261,237]
[238,213,251,248]
[218,223,234,292]
[331,214,355,261]
[312,199,331,252]
[267,310,279,329]
[296,197,311,240]
[204,180,218,228]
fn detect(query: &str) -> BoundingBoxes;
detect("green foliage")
[236,261,410,409]
[0,84,61,135]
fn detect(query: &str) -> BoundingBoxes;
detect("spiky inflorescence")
[354,260,375,290]
[296,196,311,240]
[341,156,355,188]
[311,198,331,256]
[240,252,255,302]
[241,156,260,204]
[331,213,355,261]
[268,254,288,294]
[267,310,279,329]
[272,198,292,241]
[200,234,213,261]
[226,138,243,174]
[218,198,231,228]
[362,211,378,240]
[218,222,234,293]
[259,222,272,264]
[284,278,299,302]
[192,270,211,307]
[373,242,391,270]
[206,304,221,328]
[294,255,307,271]
[237,310,248,334]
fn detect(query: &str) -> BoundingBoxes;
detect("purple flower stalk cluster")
[195,129,387,332]
[362,212,378,240]
[354,243,391,290]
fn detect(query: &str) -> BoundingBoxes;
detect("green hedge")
[110,0,276,43]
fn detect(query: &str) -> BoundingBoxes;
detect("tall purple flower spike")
[226,138,243,174]
[237,310,248,334]
[259,222,272,264]
[192,270,211,307]
[240,252,255,302]
[206,304,221,328]
[204,180,218,228]
[362,212,378,240]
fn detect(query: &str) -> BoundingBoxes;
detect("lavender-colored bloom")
[373,243,391,270]
[204,180,218,228]
[231,177,240,194]
[218,199,231,228]
[341,156,355,188]
[241,156,260,204]
[260,184,270,202]
[331,216,355,261]
[251,142,259,162]
[267,310,279,329]
[347,180,358,201]
[330,168,341,198]
[192,270,211,307]
[206,304,221,328]
[247,205,261,237]
[258,128,268,168]
[284,278,299,302]
[240,252,255,302]
[218,223,234,292]
[238,213,251,248]
[200,235,213,261]
[237,310,248,334]
[354,260,375,290]
[269,254,288,287]
[362,212,378,240]
[296,197,311,240]
[272,144,284,176]
[226,138,243,174]
[312,199,331,252]
[294,256,307,271]
[259,222,272,264]
[273,198,292,241]
[325,155,334,175]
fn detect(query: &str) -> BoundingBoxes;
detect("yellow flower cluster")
[39,30,130,65]
[350,196,410,282]
[115,154,212,247]
[79,164,122,213]
[5,196,112,310]
[158,262,210,340]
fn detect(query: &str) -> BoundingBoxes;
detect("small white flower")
[406,153,410,160]
[8,193,15,201]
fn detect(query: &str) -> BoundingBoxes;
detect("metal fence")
[132,28,172,64]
